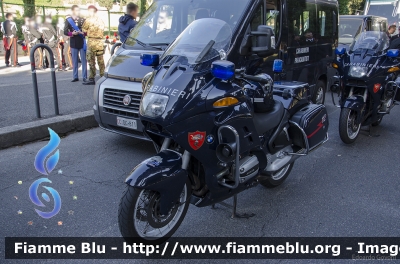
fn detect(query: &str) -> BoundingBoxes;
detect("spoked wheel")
[339,108,361,144]
[259,162,294,188]
[118,179,190,244]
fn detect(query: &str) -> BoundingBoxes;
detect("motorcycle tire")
[339,108,361,144]
[259,162,294,188]
[118,179,191,244]
[312,80,326,105]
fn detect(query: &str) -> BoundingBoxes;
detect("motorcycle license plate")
[116,117,137,130]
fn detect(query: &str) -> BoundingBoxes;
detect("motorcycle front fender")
[342,95,365,114]
[125,150,187,215]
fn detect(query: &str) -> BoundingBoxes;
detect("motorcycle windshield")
[349,31,389,54]
[160,18,232,65]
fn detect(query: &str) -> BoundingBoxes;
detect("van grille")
[103,107,139,118]
[103,88,142,111]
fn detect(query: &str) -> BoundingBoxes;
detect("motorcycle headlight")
[349,66,368,78]
[140,93,169,118]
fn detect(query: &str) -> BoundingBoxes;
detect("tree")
[23,0,35,17]
[338,0,349,15]
[140,0,146,15]
[98,0,113,10]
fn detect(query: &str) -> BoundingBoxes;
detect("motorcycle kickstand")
[367,124,380,138]
[211,194,255,219]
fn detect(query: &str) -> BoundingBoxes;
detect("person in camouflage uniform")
[82,5,105,85]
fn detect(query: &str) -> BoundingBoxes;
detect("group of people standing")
[1,4,113,85]
[63,4,105,85]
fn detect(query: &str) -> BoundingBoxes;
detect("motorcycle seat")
[253,100,284,135]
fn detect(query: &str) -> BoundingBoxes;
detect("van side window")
[317,3,336,43]
[250,0,281,34]
[287,0,317,47]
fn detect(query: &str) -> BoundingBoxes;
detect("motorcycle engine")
[238,156,259,183]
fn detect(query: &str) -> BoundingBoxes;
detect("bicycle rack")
[30,44,59,118]
[110,42,122,56]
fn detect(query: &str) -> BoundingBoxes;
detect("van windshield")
[339,17,364,39]
[125,0,251,48]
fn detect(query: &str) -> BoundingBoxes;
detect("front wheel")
[312,80,326,104]
[259,162,294,188]
[118,179,190,244]
[339,108,361,144]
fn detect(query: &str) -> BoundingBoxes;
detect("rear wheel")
[339,108,361,144]
[259,162,294,188]
[118,179,190,244]
[312,80,326,104]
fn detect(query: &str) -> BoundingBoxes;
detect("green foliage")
[339,0,366,15]
[338,0,349,15]
[140,0,146,15]
[22,0,35,17]
[98,0,113,10]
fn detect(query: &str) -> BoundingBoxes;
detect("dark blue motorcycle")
[118,18,329,243]
[332,31,400,144]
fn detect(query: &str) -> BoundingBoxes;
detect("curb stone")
[0,111,98,149]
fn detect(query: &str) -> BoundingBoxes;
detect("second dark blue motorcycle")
[332,31,400,144]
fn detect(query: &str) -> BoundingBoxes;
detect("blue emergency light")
[387,49,399,58]
[140,54,160,67]
[211,60,235,80]
[335,47,346,55]
[273,59,283,73]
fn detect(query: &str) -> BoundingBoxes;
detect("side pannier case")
[289,104,329,150]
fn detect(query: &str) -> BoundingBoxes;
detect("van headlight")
[349,66,368,78]
[140,93,169,118]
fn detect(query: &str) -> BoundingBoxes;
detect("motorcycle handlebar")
[242,74,270,84]
[235,69,271,84]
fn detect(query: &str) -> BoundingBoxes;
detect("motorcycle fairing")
[125,150,187,214]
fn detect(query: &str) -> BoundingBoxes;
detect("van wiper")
[195,40,215,63]
[128,37,164,50]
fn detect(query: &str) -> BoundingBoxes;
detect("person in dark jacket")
[1,13,19,67]
[27,18,43,69]
[64,5,87,82]
[118,2,138,43]
[42,15,63,71]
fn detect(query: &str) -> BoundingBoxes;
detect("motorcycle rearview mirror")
[211,60,235,81]
[251,25,275,57]
[387,49,400,58]
[140,53,160,67]
[335,47,346,55]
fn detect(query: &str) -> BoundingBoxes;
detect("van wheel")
[312,80,326,104]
